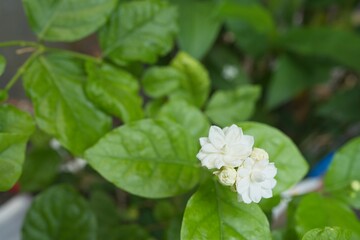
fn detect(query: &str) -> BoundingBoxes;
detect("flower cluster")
[197,125,277,204]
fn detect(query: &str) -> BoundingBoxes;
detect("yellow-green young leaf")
[295,193,360,239]
[205,85,261,127]
[0,105,34,191]
[157,99,210,139]
[181,179,271,240]
[170,52,210,107]
[99,0,178,65]
[173,0,221,59]
[237,122,308,195]
[85,62,143,123]
[85,119,200,198]
[142,66,184,98]
[22,185,97,240]
[22,54,111,156]
[22,0,117,41]
[280,28,360,72]
[302,227,353,240]
[0,54,6,76]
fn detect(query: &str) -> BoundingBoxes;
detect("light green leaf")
[181,179,271,240]
[99,0,178,65]
[22,54,111,156]
[281,28,360,72]
[22,0,117,41]
[85,62,143,123]
[157,99,210,139]
[142,66,184,98]
[205,85,261,127]
[237,122,308,195]
[0,54,6,76]
[302,227,353,240]
[173,0,221,59]
[85,119,200,198]
[19,148,62,192]
[22,185,97,240]
[0,105,34,191]
[170,52,210,107]
[295,193,360,239]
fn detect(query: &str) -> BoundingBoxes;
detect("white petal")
[223,154,242,167]
[241,190,252,204]
[215,157,225,169]
[236,177,250,193]
[261,188,273,198]
[264,163,277,178]
[243,158,255,168]
[224,124,241,143]
[199,137,209,146]
[208,126,225,148]
[201,154,218,169]
[261,179,276,189]
[249,183,262,203]
[196,151,206,160]
[201,143,219,153]
[241,135,254,148]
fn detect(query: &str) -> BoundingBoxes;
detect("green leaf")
[170,52,211,107]
[142,66,184,98]
[19,148,62,192]
[266,54,331,109]
[22,0,117,41]
[157,99,210,139]
[85,62,143,123]
[0,105,34,191]
[302,227,353,240]
[205,85,261,127]
[237,122,308,195]
[116,225,152,240]
[173,0,221,59]
[22,185,97,240]
[295,193,360,239]
[181,179,271,240]
[280,28,360,72]
[0,54,6,76]
[145,98,166,118]
[22,54,111,156]
[99,0,178,65]
[85,119,200,198]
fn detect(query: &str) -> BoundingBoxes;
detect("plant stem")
[4,48,44,91]
[44,47,102,63]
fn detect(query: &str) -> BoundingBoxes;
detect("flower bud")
[250,148,269,161]
[214,167,237,186]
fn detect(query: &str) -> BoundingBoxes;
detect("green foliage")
[302,227,352,240]
[22,0,117,41]
[181,179,271,240]
[294,193,360,239]
[85,62,144,123]
[85,119,200,198]
[205,85,261,127]
[0,54,5,76]
[0,105,34,191]
[99,0,178,65]
[22,54,111,156]
[22,185,97,240]
[238,122,308,195]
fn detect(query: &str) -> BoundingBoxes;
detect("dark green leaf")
[85,62,143,123]
[157,99,210,139]
[205,85,261,127]
[85,119,200,198]
[295,193,360,238]
[22,0,117,41]
[281,28,360,72]
[237,122,308,195]
[181,179,271,240]
[0,105,34,191]
[99,0,178,65]
[173,0,221,59]
[145,98,167,118]
[19,148,62,192]
[22,185,97,240]
[302,227,353,240]
[142,66,184,98]
[116,225,152,240]
[23,54,111,156]
[170,52,210,107]
[0,54,6,76]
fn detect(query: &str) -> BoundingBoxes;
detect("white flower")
[196,125,254,169]
[250,148,269,161]
[214,167,237,186]
[236,157,277,204]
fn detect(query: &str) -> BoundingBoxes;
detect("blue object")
[307,151,335,177]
